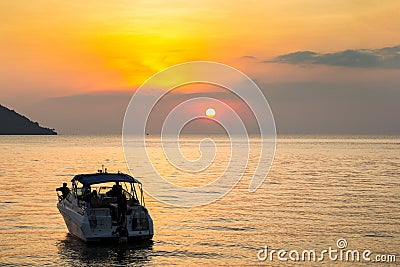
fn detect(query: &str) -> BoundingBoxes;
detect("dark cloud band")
[267,45,400,69]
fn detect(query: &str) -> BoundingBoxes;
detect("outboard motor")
[113,225,128,244]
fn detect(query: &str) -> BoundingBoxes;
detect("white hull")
[57,200,153,242]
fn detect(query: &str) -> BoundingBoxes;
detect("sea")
[0,135,399,266]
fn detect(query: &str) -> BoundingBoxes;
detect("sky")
[1,0,400,134]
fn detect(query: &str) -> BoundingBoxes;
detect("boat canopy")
[71,172,140,186]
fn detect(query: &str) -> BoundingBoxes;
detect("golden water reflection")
[0,135,399,266]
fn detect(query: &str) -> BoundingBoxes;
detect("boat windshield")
[93,182,135,200]
[73,180,144,207]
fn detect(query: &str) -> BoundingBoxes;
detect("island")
[0,104,57,135]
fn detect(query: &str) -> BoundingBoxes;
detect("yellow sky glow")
[1,0,400,98]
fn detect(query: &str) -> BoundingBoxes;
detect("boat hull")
[57,201,154,243]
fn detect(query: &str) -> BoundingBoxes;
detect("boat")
[56,169,154,243]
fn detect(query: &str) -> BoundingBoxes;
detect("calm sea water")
[0,135,399,266]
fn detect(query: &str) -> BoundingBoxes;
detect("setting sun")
[205,108,216,118]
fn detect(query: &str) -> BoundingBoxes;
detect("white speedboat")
[56,170,154,243]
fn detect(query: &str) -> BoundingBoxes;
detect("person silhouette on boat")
[56,182,70,199]
[89,190,101,208]
[107,182,122,197]
[116,185,127,224]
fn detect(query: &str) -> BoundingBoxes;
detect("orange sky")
[1,0,400,100]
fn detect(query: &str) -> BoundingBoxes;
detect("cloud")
[267,45,400,69]
[261,81,400,135]
[25,89,258,135]
[20,78,400,135]
[27,91,132,134]
[241,55,257,60]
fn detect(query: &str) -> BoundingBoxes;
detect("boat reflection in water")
[56,169,154,244]
[57,233,154,265]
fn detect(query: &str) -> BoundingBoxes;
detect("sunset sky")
[1,0,400,134]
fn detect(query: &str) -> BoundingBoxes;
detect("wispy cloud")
[267,46,400,69]
[241,55,257,60]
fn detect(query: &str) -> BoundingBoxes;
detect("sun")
[205,108,216,118]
